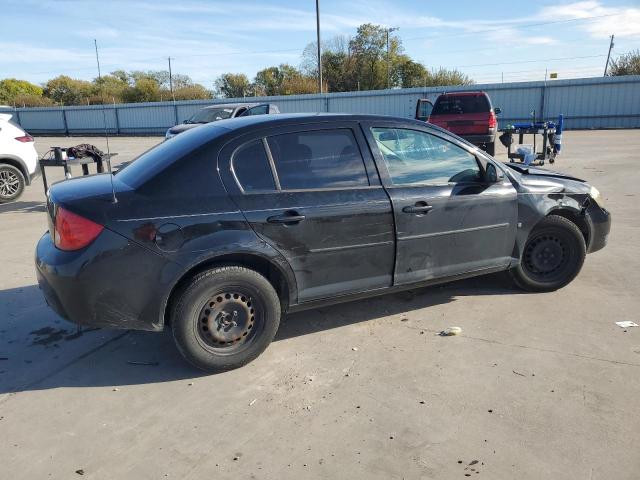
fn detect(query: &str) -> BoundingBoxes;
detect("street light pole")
[386,27,399,89]
[168,56,175,101]
[603,34,614,76]
[316,0,322,93]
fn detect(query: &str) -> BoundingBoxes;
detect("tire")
[510,215,586,292]
[0,164,25,203]
[484,141,496,156]
[171,266,281,372]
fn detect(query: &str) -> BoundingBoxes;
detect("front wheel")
[510,215,586,292]
[0,164,25,203]
[172,266,281,372]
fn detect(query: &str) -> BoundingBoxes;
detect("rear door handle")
[402,204,433,214]
[267,212,306,224]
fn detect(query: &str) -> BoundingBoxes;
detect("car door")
[218,122,395,303]
[361,121,518,285]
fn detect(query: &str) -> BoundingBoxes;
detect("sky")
[1,0,639,87]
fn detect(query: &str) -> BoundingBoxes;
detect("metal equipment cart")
[39,146,117,193]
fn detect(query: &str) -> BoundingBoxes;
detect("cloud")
[538,1,640,39]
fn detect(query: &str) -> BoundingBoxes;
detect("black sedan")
[35,114,611,372]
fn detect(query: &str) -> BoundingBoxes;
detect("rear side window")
[432,95,490,115]
[267,129,369,190]
[231,140,276,192]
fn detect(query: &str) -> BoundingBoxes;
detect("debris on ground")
[439,327,462,336]
[615,321,638,328]
[512,370,526,377]
[75,469,84,475]
[249,399,257,406]
[352,347,358,351]
[126,361,159,366]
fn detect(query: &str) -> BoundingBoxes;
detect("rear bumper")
[35,229,173,331]
[461,133,496,145]
[585,202,611,253]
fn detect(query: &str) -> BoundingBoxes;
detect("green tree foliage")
[214,73,251,98]
[608,50,640,76]
[0,78,45,105]
[43,75,93,105]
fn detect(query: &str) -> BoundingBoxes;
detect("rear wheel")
[510,215,586,292]
[172,266,281,372]
[0,164,25,203]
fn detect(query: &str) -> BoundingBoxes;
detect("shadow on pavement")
[0,273,519,395]
[0,200,46,214]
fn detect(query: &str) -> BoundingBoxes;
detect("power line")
[403,12,621,42]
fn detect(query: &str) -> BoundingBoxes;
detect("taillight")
[488,111,497,129]
[54,207,103,251]
[15,135,34,143]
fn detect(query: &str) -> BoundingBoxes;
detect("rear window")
[267,129,369,190]
[432,95,490,115]
[117,125,226,189]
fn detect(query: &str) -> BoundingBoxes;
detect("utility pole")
[603,34,614,76]
[386,27,399,89]
[315,0,322,93]
[168,57,175,101]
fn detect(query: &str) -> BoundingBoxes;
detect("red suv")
[416,91,500,155]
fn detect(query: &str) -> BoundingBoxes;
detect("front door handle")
[402,203,433,214]
[267,211,306,224]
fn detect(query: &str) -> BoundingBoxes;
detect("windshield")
[187,107,234,124]
[432,95,490,115]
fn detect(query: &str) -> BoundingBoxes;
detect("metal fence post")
[540,84,546,122]
[173,103,179,124]
[14,108,22,127]
[114,106,120,134]
[61,108,69,135]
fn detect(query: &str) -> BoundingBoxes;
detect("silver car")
[165,103,280,140]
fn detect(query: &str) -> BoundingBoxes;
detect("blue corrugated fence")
[2,76,638,135]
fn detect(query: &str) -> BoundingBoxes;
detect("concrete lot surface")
[1,130,639,479]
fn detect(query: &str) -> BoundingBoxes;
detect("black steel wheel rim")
[523,233,569,280]
[195,288,263,355]
[0,170,20,198]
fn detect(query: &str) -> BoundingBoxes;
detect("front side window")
[371,127,481,185]
[231,140,276,192]
[267,129,369,190]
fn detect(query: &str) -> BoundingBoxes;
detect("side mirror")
[494,107,502,115]
[486,163,504,183]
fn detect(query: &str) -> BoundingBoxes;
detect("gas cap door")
[154,223,184,252]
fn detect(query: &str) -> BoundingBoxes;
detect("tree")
[44,75,93,105]
[214,73,250,98]
[349,24,402,90]
[173,84,212,100]
[0,79,44,105]
[122,77,161,103]
[427,67,474,86]
[609,50,640,76]
[396,58,428,88]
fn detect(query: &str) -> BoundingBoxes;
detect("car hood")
[504,162,589,195]
[168,123,203,134]
[505,163,585,182]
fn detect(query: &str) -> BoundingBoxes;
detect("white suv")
[0,113,38,203]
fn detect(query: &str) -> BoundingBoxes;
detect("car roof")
[202,103,263,110]
[439,91,487,97]
[200,112,428,133]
